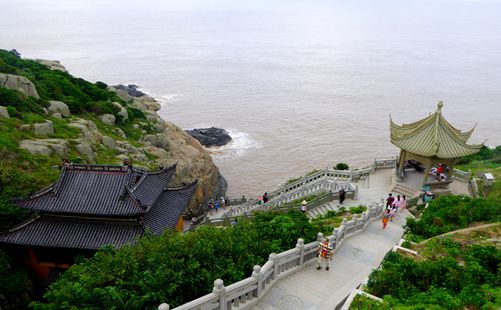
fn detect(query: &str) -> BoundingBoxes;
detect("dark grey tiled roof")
[1,164,195,250]
[17,166,143,216]
[131,165,176,209]
[144,182,198,235]
[0,215,143,250]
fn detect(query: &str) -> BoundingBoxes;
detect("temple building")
[390,102,484,191]
[0,163,197,285]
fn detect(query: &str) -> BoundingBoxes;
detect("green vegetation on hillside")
[456,145,501,199]
[0,49,160,308]
[350,196,501,310]
[33,211,315,309]
[405,195,501,242]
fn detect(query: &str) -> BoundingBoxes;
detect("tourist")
[221,197,226,209]
[300,200,308,214]
[400,195,407,212]
[382,209,391,229]
[339,189,346,205]
[393,195,402,212]
[208,200,213,214]
[386,193,395,209]
[263,192,270,203]
[389,204,397,221]
[214,200,220,212]
[316,238,334,271]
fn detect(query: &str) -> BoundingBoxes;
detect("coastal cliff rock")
[112,84,146,97]
[186,127,232,147]
[109,87,227,209]
[0,73,39,98]
[1,52,226,212]
[35,59,67,72]
[0,106,9,118]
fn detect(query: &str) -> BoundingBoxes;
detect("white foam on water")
[207,130,262,160]
[155,94,182,106]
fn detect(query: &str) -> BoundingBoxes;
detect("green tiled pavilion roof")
[390,102,484,159]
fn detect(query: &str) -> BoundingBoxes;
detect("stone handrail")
[224,180,357,217]
[452,168,471,182]
[222,159,395,218]
[373,158,396,170]
[159,202,385,310]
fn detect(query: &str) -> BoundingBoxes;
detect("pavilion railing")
[452,168,471,183]
[158,202,385,310]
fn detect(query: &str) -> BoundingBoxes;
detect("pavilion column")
[423,159,433,185]
[448,159,456,181]
[397,150,406,179]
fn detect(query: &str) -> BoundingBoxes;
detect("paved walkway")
[252,210,411,310]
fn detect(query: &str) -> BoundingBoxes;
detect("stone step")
[392,183,418,198]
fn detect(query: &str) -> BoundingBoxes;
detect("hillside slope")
[0,49,225,230]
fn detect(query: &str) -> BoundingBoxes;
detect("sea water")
[1,0,500,196]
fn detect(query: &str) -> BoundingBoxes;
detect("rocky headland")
[0,52,226,214]
[186,127,232,147]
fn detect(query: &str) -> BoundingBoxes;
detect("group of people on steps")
[381,193,407,229]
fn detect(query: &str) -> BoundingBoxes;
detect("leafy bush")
[456,145,501,165]
[405,195,501,240]
[335,162,349,170]
[349,294,383,309]
[33,211,317,309]
[0,87,47,114]
[349,206,367,214]
[366,240,501,309]
[0,250,29,309]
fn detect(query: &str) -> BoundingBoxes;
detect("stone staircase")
[251,210,410,310]
[306,201,339,218]
[390,182,420,198]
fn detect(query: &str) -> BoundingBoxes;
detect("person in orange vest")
[317,238,334,271]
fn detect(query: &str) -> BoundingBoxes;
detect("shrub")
[34,211,317,309]
[366,241,501,309]
[405,195,501,239]
[335,162,349,170]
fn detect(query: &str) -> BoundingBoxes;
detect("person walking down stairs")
[317,238,334,271]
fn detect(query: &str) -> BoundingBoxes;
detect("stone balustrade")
[452,168,471,182]
[222,159,394,219]
[159,202,385,310]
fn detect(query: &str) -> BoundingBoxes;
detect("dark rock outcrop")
[112,84,146,97]
[186,127,232,147]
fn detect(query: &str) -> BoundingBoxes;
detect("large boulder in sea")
[186,127,232,147]
[0,73,39,98]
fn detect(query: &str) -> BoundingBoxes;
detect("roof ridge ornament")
[436,101,444,113]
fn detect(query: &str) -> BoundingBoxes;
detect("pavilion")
[390,102,484,188]
[0,163,197,285]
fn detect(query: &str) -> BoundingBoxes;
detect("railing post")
[352,214,359,231]
[158,303,169,310]
[269,253,279,279]
[213,279,228,310]
[296,238,305,265]
[252,265,262,297]
[317,232,324,242]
